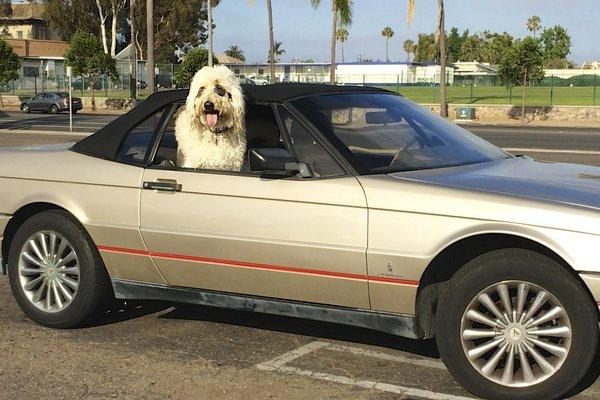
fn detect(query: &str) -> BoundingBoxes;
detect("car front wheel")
[436,249,599,400]
[7,210,113,328]
[21,104,30,113]
[50,104,60,114]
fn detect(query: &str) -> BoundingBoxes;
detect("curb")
[0,129,89,136]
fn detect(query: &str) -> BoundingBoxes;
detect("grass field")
[389,85,599,106]
[4,85,599,106]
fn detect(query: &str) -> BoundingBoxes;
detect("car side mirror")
[248,148,313,178]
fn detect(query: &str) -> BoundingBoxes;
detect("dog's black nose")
[204,101,215,111]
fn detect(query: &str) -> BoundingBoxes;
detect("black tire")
[7,210,113,328]
[21,103,30,113]
[50,104,60,114]
[436,249,599,400]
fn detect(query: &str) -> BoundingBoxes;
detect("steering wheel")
[388,136,423,168]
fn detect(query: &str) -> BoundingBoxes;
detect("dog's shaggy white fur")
[175,65,246,171]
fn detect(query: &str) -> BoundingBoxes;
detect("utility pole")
[146,0,155,94]
[130,0,137,102]
[207,0,213,67]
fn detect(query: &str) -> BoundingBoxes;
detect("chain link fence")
[3,67,599,106]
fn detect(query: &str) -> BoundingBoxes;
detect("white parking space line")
[325,342,447,370]
[256,341,476,400]
[503,147,600,155]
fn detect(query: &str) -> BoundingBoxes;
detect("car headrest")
[245,104,280,149]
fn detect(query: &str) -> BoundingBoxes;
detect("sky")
[212,0,600,65]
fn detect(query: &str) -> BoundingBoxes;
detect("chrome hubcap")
[460,281,571,387]
[18,231,80,313]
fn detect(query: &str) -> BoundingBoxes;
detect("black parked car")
[20,92,83,114]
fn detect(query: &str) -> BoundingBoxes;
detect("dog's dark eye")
[214,86,226,97]
[227,92,232,99]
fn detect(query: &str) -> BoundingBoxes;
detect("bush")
[174,48,219,88]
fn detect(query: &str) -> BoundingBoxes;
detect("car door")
[139,103,370,309]
[29,93,45,111]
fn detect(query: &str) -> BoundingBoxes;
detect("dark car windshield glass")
[57,92,70,98]
[292,93,508,174]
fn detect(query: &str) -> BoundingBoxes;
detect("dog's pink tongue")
[206,113,218,127]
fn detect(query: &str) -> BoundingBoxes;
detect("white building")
[223,61,454,86]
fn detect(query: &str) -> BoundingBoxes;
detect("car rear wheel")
[7,210,113,328]
[435,249,598,400]
[21,103,30,113]
[50,104,60,114]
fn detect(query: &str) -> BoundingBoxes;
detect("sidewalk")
[0,106,126,115]
[456,116,600,130]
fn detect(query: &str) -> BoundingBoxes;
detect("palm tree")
[381,26,395,62]
[336,27,349,63]
[527,15,542,38]
[249,0,276,83]
[225,45,246,62]
[407,0,447,118]
[268,41,285,63]
[311,0,353,84]
[207,0,214,66]
[403,39,415,62]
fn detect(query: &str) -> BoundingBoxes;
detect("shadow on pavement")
[88,300,172,327]
[159,303,439,359]
[566,344,600,398]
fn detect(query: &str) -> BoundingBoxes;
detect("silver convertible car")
[1,84,599,399]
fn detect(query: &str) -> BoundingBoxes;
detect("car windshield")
[291,93,509,174]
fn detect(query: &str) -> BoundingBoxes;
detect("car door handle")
[142,180,182,192]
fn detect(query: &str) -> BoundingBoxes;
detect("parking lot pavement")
[1,279,599,400]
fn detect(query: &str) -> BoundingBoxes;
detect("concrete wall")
[0,95,134,110]
[424,104,600,123]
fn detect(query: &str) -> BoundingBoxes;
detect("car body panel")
[138,168,370,309]
[0,144,165,284]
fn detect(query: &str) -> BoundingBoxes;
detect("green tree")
[459,34,484,62]
[540,25,572,68]
[526,15,541,38]
[381,26,394,61]
[480,32,514,65]
[402,39,415,62]
[0,0,13,17]
[446,27,468,63]
[0,38,21,107]
[311,0,352,84]
[498,37,545,124]
[336,27,349,62]
[267,41,285,63]
[174,48,219,87]
[132,0,211,63]
[64,31,118,110]
[414,33,437,63]
[43,0,100,41]
[225,45,246,62]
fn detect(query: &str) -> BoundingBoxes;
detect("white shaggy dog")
[175,65,246,171]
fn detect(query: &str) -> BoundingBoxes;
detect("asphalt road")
[0,110,599,166]
[0,111,599,400]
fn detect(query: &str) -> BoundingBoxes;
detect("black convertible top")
[71,83,390,161]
